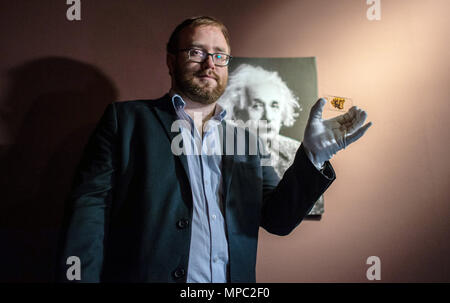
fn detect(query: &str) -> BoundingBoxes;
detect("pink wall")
[0,0,448,282]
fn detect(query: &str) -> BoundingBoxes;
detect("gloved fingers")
[345,108,367,135]
[345,121,373,146]
[329,106,358,125]
[308,98,327,121]
[332,106,366,132]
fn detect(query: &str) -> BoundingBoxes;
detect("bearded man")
[59,16,371,283]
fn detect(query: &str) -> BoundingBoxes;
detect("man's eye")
[214,53,228,62]
[191,49,203,56]
[271,102,279,109]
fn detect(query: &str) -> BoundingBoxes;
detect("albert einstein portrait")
[218,63,324,216]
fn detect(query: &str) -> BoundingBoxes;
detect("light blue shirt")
[171,94,229,283]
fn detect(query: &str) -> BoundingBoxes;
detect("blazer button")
[173,267,185,279]
[176,218,189,229]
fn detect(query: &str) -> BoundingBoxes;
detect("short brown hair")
[166,16,231,54]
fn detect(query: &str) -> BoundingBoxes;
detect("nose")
[201,54,216,70]
[263,105,274,122]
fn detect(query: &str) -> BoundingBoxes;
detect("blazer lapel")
[152,94,191,185]
[220,120,235,206]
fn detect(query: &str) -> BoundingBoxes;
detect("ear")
[234,87,250,120]
[240,87,248,109]
[166,52,175,77]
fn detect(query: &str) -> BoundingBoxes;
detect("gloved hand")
[302,98,372,169]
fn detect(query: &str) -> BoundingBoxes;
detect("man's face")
[168,25,229,105]
[244,83,283,140]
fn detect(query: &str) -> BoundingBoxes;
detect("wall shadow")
[0,57,118,282]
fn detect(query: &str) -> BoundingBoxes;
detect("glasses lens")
[186,49,230,66]
[213,53,229,66]
[189,49,206,62]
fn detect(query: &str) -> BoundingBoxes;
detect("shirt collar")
[169,90,227,123]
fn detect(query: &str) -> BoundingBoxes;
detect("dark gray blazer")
[59,94,335,283]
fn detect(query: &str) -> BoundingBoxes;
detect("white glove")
[302,98,372,169]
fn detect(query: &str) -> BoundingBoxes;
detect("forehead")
[247,82,282,102]
[178,25,229,53]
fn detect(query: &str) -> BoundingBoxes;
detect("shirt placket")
[190,120,213,278]
[175,99,228,283]
[201,126,224,283]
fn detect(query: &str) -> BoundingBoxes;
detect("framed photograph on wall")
[218,57,324,217]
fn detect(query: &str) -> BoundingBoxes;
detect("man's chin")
[177,77,225,105]
[186,88,220,105]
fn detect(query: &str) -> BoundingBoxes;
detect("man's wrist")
[301,143,325,171]
[313,160,325,171]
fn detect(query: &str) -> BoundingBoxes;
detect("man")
[218,63,324,215]
[59,16,372,283]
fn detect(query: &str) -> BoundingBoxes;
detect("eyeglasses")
[178,48,232,66]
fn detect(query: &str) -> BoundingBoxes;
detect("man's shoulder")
[108,94,175,120]
[277,134,300,148]
[275,134,300,155]
[113,94,170,110]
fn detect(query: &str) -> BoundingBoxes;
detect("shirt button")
[176,219,189,229]
[212,214,217,220]
[213,256,218,263]
[173,267,186,279]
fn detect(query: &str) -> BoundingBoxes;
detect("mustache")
[195,71,219,80]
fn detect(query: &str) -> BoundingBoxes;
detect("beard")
[174,66,227,105]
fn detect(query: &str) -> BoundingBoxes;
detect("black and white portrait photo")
[218,58,324,216]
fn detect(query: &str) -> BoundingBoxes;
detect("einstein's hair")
[218,64,301,127]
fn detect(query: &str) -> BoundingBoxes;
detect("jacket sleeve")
[58,103,117,282]
[260,144,335,236]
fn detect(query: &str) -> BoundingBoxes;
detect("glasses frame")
[178,48,232,67]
